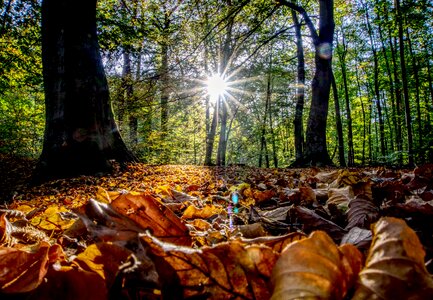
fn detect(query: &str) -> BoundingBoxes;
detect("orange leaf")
[181,204,225,220]
[253,189,275,203]
[271,231,363,300]
[0,242,52,293]
[0,214,11,245]
[111,192,191,246]
[144,235,278,299]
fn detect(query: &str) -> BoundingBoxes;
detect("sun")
[206,74,228,101]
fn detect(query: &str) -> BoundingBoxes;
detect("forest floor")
[1,154,433,299]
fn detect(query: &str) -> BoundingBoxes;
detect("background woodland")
[1,0,433,167]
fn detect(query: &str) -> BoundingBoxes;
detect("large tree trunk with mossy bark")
[34,0,135,183]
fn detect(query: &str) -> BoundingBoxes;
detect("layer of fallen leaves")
[1,161,433,299]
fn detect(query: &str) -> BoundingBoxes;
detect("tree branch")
[276,0,319,44]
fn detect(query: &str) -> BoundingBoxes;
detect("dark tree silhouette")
[279,0,335,166]
[35,0,135,182]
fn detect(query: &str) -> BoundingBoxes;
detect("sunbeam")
[206,74,228,101]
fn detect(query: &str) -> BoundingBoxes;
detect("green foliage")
[2,0,433,167]
[0,90,44,157]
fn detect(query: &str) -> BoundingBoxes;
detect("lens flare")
[206,74,227,100]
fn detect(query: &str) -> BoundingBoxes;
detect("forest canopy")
[1,0,433,169]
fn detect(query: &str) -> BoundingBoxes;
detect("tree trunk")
[406,28,423,162]
[331,71,345,167]
[160,40,169,136]
[216,99,228,166]
[395,0,414,166]
[378,20,397,153]
[291,8,305,161]
[216,0,233,166]
[205,100,218,166]
[279,0,335,166]
[35,0,135,182]
[336,29,353,166]
[355,63,366,165]
[364,2,386,157]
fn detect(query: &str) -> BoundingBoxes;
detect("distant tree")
[34,0,135,182]
[279,0,335,166]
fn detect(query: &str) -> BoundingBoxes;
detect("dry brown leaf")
[299,186,317,206]
[240,232,306,253]
[330,170,364,188]
[341,227,372,253]
[238,223,268,238]
[253,189,275,203]
[289,206,347,242]
[0,214,11,245]
[314,170,340,184]
[0,242,63,293]
[345,195,379,230]
[30,265,108,300]
[271,231,363,300]
[111,192,191,246]
[353,217,433,300]
[395,197,433,215]
[327,186,354,206]
[143,234,278,300]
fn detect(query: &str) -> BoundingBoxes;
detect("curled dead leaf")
[345,195,379,230]
[111,192,191,246]
[271,231,363,300]
[289,206,347,242]
[143,234,278,299]
[0,242,62,293]
[353,217,433,300]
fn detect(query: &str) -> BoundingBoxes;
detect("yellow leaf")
[73,242,132,288]
[182,204,225,220]
[30,206,75,231]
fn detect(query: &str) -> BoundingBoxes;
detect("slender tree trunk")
[390,35,403,165]
[406,28,423,162]
[160,40,169,136]
[291,8,305,161]
[217,99,228,166]
[395,0,414,166]
[378,21,397,153]
[355,64,366,165]
[427,52,433,109]
[205,101,218,166]
[35,0,135,182]
[331,71,345,166]
[216,0,233,166]
[364,1,386,157]
[336,30,353,166]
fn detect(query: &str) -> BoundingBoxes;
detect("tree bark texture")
[35,0,135,182]
[292,9,305,161]
[279,0,334,166]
